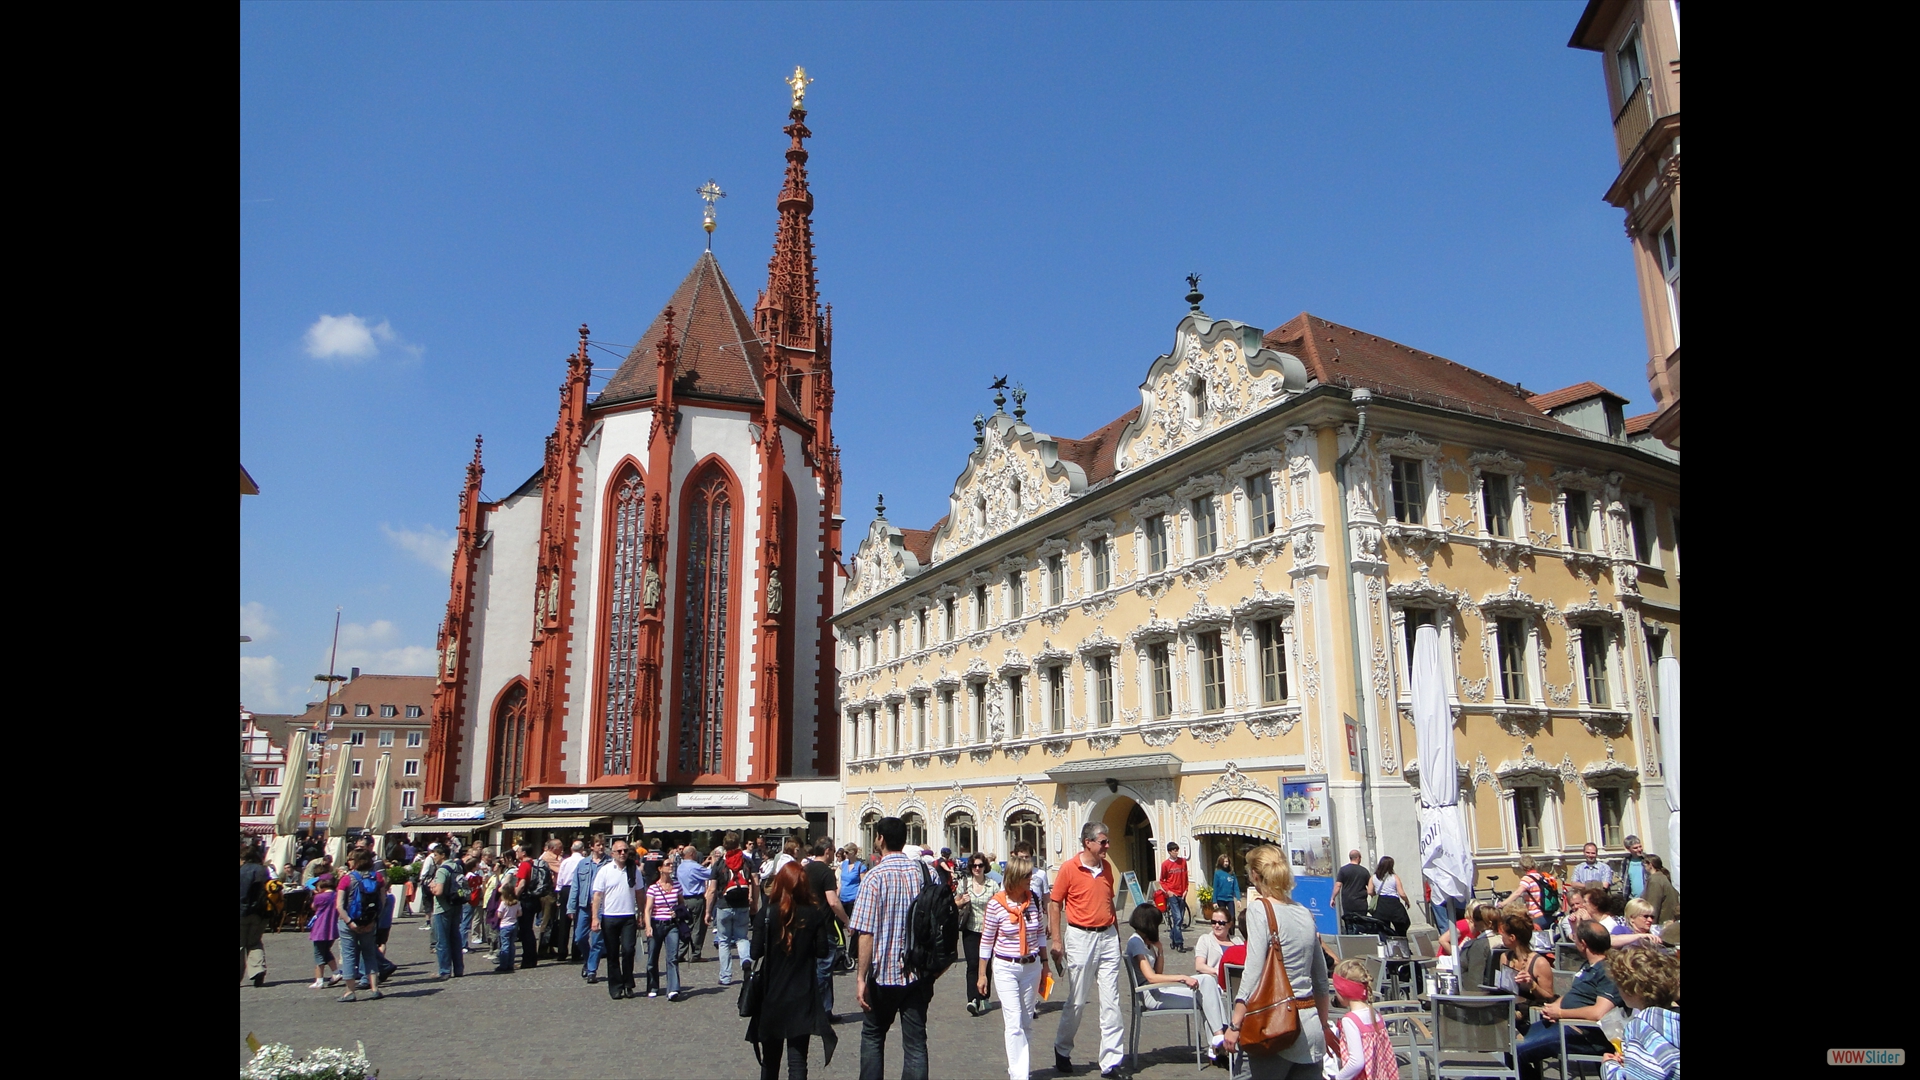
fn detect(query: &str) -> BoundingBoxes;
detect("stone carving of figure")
[643,564,661,610]
[443,636,457,678]
[768,568,784,616]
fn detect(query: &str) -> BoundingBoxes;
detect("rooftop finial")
[699,180,726,248]
[1011,383,1027,422]
[786,66,813,111]
[875,492,886,519]
[1185,273,1205,313]
[990,375,1009,414]
[973,413,986,447]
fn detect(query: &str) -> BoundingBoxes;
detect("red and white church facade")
[421,97,844,829]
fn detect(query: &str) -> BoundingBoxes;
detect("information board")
[1282,777,1340,936]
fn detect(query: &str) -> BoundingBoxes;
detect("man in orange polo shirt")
[1048,821,1125,1078]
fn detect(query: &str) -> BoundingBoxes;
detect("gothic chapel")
[422,89,844,821]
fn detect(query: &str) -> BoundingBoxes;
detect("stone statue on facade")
[768,568,784,616]
[644,564,661,610]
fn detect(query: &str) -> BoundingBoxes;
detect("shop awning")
[503,815,618,830]
[637,812,808,831]
[1190,799,1283,843]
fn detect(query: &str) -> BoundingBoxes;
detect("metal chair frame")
[1123,940,1207,1072]
[1420,993,1520,1080]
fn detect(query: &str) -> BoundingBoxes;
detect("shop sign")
[437,806,487,821]
[548,793,591,811]
[680,791,750,809]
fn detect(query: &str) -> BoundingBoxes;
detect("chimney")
[350,667,360,682]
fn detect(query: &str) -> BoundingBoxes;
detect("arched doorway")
[1005,809,1045,861]
[946,811,977,858]
[1099,795,1154,886]
[901,811,928,849]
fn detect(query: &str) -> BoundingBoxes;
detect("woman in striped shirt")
[978,855,1051,1080]
[642,873,684,1000]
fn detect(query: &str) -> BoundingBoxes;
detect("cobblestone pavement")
[240,911,1253,1079]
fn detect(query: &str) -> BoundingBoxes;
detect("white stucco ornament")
[1115,315,1311,472]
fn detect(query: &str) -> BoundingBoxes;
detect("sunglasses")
[1210,920,1231,926]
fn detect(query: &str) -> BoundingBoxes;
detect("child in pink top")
[1329,958,1399,1079]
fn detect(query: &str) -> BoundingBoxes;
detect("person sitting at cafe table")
[1497,912,1555,1031]
[1516,920,1624,1080]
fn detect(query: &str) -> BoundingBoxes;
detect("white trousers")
[1054,925,1125,1071]
[992,958,1043,1080]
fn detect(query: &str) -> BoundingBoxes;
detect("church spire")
[755,72,822,359]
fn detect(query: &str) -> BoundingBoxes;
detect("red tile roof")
[1526,381,1629,412]
[899,528,936,565]
[1624,410,1659,435]
[596,252,804,419]
[1054,405,1140,487]
[1261,313,1579,435]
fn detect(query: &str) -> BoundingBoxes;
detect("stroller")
[1341,910,1394,937]
[830,920,857,975]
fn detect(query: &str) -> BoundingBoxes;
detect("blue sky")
[240,0,1641,713]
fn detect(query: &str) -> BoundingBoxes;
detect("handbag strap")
[1260,898,1295,1001]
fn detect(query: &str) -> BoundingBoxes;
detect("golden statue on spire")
[786,65,813,109]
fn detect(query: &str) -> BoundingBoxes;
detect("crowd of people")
[241,825,1677,1080]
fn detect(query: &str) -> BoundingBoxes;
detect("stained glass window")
[680,470,733,777]
[490,682,528,799]
[602,469,645,777]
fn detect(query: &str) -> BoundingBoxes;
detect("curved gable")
[1114,314,1311,472]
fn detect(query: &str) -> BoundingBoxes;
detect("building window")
[1188,377,1207,421]
[1658,223,1680,343]
[378,730,394,747]
[380,705,397,718]
[351,757,363,776]
[260,797,275,816]
[406,731,422,748]
[975,585,990,630]
[916,608,928,650]
[349,731,365,746]
[679,467,735,778]
[490,681,529,799]
[947,812,976,857]
[1598,788,1626,848]
[1497,618,1530,702]
[1048,666,1066,732]
[1093,655,1115,726]
[1513,787,1544,852]
[1007,675,1025,739]
[356,704,372,717]
[1391,457,1425,525]
[1091,536,1112,591]
[893,620,903,659]
[888,702,901,755]
[1564,491,1592,550]
[1247,474,1275,539]
[1258,619,1289,704]
[1006,809,1046,857]
[1048,553,1064,606]
[973,683,988,742]
[944,597,957,639]
[401,789,416,810]
[1402,608,1435,675]
[1148,643,1172,719]
[1192,496,1218,557]
[913,696,927,750]
[1670,513,1680,571]
[327,704,344,717]
[1146,515,1168,572]
[1581,628,1612,708]
[940,689,956,746]
[902,812,927,848]
[1008,572,1023,620]
[403,758,420,776]
[1481,473,1511,538]
[1198,631,1225,712]
[1628,504,1654,565]
[349,788,360,811]
[405,705,422,718]
[1615,27,1646,107]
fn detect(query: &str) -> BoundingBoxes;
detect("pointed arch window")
[601,467,646,777]
[679,466,735,777]
[489,682,529,799]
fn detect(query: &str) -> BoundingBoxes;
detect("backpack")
[345,871,381,925]
[903,861,961,982]
[1529,871,1562,918]
[724,859,754,906]
[436,864,466,908]
[527,861,554,899]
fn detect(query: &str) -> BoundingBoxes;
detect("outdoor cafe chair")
[1549,1017,1611,1079]
[1338,933,1382,960]
[1123,942,1207,1072]
[1418,993,1519,1080]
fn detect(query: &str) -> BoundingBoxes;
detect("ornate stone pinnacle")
[1185,273,1205,313]
[1011,384,1027,422]
[973,413,986,447]
[875,493,886,519]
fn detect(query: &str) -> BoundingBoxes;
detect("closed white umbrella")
[325,742,353,867]
[268,728,310,873]
[1413,624,1473,905]
[364,752,394,849]
[1658,656,1680,892]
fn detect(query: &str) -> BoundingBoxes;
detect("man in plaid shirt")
[852,816,935,1080]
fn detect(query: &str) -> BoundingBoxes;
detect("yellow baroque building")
[833,300,1678,906]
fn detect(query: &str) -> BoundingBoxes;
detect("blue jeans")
[340,927,381,986]
[576,919,603,975]
[432,908,465,977]
[1166,894,1189,949]
[859,979,931,1080]
[647,921,681,994]
[496,925,517,972]
[716,905,752,985]
[460,903,476,944]
[816,951,836,1016]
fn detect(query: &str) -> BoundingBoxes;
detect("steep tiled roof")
[1624,410,1659,435]
[899,528,936,565]
[1261,313,1580,436]
[595,252,803,418]
[1054,405,1140,487]
[1527,381,1628,412]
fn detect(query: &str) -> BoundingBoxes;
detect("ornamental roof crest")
[1114,314,1311,472]
[931,411,1088,563]
[845,496,925,605]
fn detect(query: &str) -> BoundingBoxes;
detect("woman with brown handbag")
[1220,845,1337,1079]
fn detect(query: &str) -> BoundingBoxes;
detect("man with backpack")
[570,837,610,982]
[1048,821,1126,1079]
[851,816,949,1080]
[427,849,467,980]
[707,831,760,987]
[1517,854,1561,940]
[334,849,385,1001]
[515,845,547,968]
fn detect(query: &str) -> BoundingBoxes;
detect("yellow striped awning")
[1190,799,1283,843]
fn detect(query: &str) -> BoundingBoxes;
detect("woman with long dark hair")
[745,862,838,1080]
[1366,856,1411,937]
[956,853,994,1015]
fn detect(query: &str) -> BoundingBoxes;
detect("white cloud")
[332,620,438,678]
[303,313,422,363]
[240,601,275,643]
[382,523,455,575]
[240,654,288,711]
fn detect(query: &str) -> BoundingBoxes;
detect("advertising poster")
[1282,777,1340,936]
[1121,870,1146,910]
